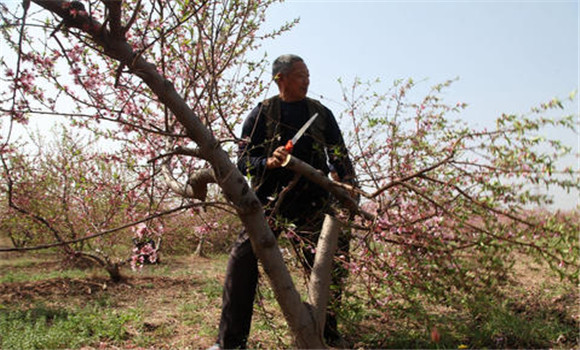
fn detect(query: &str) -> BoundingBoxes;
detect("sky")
[256,1,577,121]
[252,0,579,209]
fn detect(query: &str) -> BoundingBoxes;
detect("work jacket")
[237,96,356,220]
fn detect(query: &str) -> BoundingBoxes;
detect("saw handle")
[284,140,294,152]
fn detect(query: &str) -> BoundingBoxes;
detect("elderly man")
[213,54,357,349]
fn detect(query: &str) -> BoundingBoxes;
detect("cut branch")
[282,155,374,221]
[161,160,215,201]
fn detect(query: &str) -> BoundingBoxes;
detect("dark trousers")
[217,213,349,349]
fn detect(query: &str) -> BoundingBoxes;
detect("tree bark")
[308,214,343,341]
[161,160,215,201]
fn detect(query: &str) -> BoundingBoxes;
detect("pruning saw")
[284,113,319,152]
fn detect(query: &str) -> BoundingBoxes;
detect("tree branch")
[370,144,456,199]
[400,181,572,265]
[281,155,374,221]
[102,0,122,38]
[0,203,203,252]
[160,159,215,201]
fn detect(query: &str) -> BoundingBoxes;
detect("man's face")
[279,61,310,102]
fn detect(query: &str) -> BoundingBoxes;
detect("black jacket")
[237,96,356,220]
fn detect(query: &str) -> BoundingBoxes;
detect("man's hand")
[266,146,290,169]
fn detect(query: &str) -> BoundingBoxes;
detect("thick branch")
[282,155,374,221]
[307,214,342,342]
[103,0,122,38]
[161,160,215,201]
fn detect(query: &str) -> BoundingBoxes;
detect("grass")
[0,268,92,283]
[0,303,141,349]
[464,299,569,348]
[0,251,577,349]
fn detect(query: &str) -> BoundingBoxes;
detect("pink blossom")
[133,223,148,239]
[195,224,212,236]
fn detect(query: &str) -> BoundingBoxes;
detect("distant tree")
[0,127,171,281]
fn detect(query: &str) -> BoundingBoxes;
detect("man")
[213,54,357,349]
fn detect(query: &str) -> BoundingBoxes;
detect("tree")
[0,126,172,281]
[1,0,577,347]
[2,0,327,346]
[1,0,282,269]
[334,78,578,343]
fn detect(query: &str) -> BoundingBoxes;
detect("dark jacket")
[237,96,356,220]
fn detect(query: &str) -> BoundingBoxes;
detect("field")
[0,242,578,349]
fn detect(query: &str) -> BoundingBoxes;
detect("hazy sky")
[254,0,579,208]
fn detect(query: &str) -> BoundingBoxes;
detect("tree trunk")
[308,214,343,341]
[194,235,206,257]
[106,263,124,283]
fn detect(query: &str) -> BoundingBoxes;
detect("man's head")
[272,54,310,102]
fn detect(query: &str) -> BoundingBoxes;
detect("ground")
[0,247,578,349]
[0,253,295,349]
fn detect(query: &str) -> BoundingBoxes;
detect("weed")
[460,292,578,349]
[201,279,223,299]
[0,249,577,349]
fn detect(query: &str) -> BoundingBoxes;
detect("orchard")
[1,1,577,348]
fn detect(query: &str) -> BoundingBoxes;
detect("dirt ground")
[0,253,237,349]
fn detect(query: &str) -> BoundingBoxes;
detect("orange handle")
[285,140,294,152]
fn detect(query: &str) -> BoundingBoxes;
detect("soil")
[0,254,230,349]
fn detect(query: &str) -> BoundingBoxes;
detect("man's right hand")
[266,146,289,169]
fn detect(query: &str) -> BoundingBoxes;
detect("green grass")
[0,304,142,350]
[458,292,577,349]
[336,286,578,349]
[0,268,92,283]
[0,256,43,268]
[200,278,224,299]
